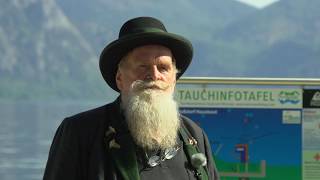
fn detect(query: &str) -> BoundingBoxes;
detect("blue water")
[0,101,104,180]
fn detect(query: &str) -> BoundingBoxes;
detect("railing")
[178,77,320,86]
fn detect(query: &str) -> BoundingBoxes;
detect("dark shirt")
[137,138,194,180]
[43,98,219,180]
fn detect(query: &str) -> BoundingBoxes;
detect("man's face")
[116,44,177,96]
[116,45,180,150]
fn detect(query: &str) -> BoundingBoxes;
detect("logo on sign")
[278,91,300,104]
[311,91,320,107]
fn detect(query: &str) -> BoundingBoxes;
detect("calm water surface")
[0,101,104,180]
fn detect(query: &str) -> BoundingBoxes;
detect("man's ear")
[115,69,123,91]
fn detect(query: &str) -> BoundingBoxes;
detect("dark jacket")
[43,98,219,180]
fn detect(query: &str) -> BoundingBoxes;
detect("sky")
[235,0,280,9]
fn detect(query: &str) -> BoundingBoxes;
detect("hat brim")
[99,32,193,92]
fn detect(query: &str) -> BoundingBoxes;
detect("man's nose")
[146,66,162,81]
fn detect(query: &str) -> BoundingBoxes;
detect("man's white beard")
[122,80,180,151]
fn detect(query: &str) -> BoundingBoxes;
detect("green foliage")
[213,156,301,180]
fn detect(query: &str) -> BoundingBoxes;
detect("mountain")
[55,0,256,59]
[55,0,256,77]
[0,0,319,100]
[202,0,320,77]
[0,0,254,100]
[0,0,115,100]
[247,0,320,77]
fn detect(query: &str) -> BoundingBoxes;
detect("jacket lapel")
[109,133,140,180]
[106,98,140,180]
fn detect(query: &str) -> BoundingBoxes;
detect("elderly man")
[44,17,219,180]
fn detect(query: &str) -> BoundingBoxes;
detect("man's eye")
[158,66,169,72]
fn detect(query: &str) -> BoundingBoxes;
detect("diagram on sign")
[181,107,302,180]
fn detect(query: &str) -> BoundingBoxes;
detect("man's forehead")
[129,44,173,58]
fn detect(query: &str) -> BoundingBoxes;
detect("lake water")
[0,101,105,180]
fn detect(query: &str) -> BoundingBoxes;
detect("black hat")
[99,17,193,92]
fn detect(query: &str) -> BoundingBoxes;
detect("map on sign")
[177,87,303,180]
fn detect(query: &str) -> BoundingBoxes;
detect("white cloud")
[235,0,280,9]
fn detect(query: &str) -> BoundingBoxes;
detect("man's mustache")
[131,80,171,92]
